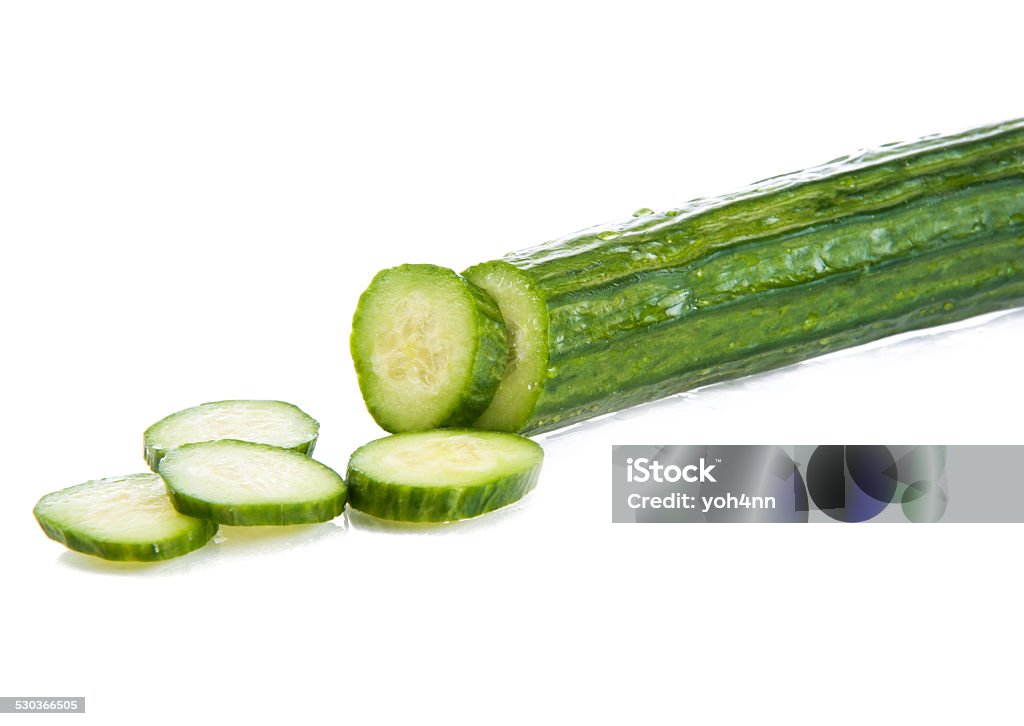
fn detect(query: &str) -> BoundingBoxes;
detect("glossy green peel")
[465,119,1024,433]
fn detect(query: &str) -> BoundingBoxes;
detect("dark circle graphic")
[806,445,897,522]
[901,479,948,523]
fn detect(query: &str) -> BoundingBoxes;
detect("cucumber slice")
[351,264,509,433]
[159,440,347,525]
[33,473,217,562]
[144,400,319,470]
[346,429,543,522]
[462,261,549,432]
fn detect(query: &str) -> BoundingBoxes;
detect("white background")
[1,1,1022,723]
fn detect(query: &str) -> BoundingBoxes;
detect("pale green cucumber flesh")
[461,261,548,432]
[159,440,347,525]
[346,429,543,522]
[351,264,509,433]
[33,473,218,562]
[144,399,319,470]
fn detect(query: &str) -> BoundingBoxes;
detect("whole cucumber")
[464,119,1024,433]
[354,120,1024,435]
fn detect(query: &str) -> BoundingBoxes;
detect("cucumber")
[33,473,217,562]
[158,440,347,525]
[461,119,1024,433]
[351,264,509,433]
[346,429,543,522]
[144,400,319,470]
[460,261,549,432]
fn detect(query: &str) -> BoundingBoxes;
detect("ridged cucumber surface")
[144,400,319,470]
[33,473,218,561]
[462,119,1024,433]
[159,440,347,525]
[346,429,543,522]
[351,264,509,432]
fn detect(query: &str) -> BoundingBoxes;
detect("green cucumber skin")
[531,231,1024,432]
[33,510,218,562]
[346,467,539,522]
[165,486,346,526]
[447,278,511,426]
[145,438,317,473]
[483,120,1024,434]
[346,462,541,523]
[507,119,1024,294]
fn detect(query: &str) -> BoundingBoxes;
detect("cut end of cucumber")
[144,400,319,470]
[159,440,347,525]
[347,429,543,522]
[351,264,508,432]
[462,261,549,432]
[33,473,217,561]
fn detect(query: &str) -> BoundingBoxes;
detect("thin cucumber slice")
[462,261,549,432]
[351,264,509,433]
[346,429,543,522]
[159,440,347,525]
[144,399,319,470]
[33,473,217,562]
